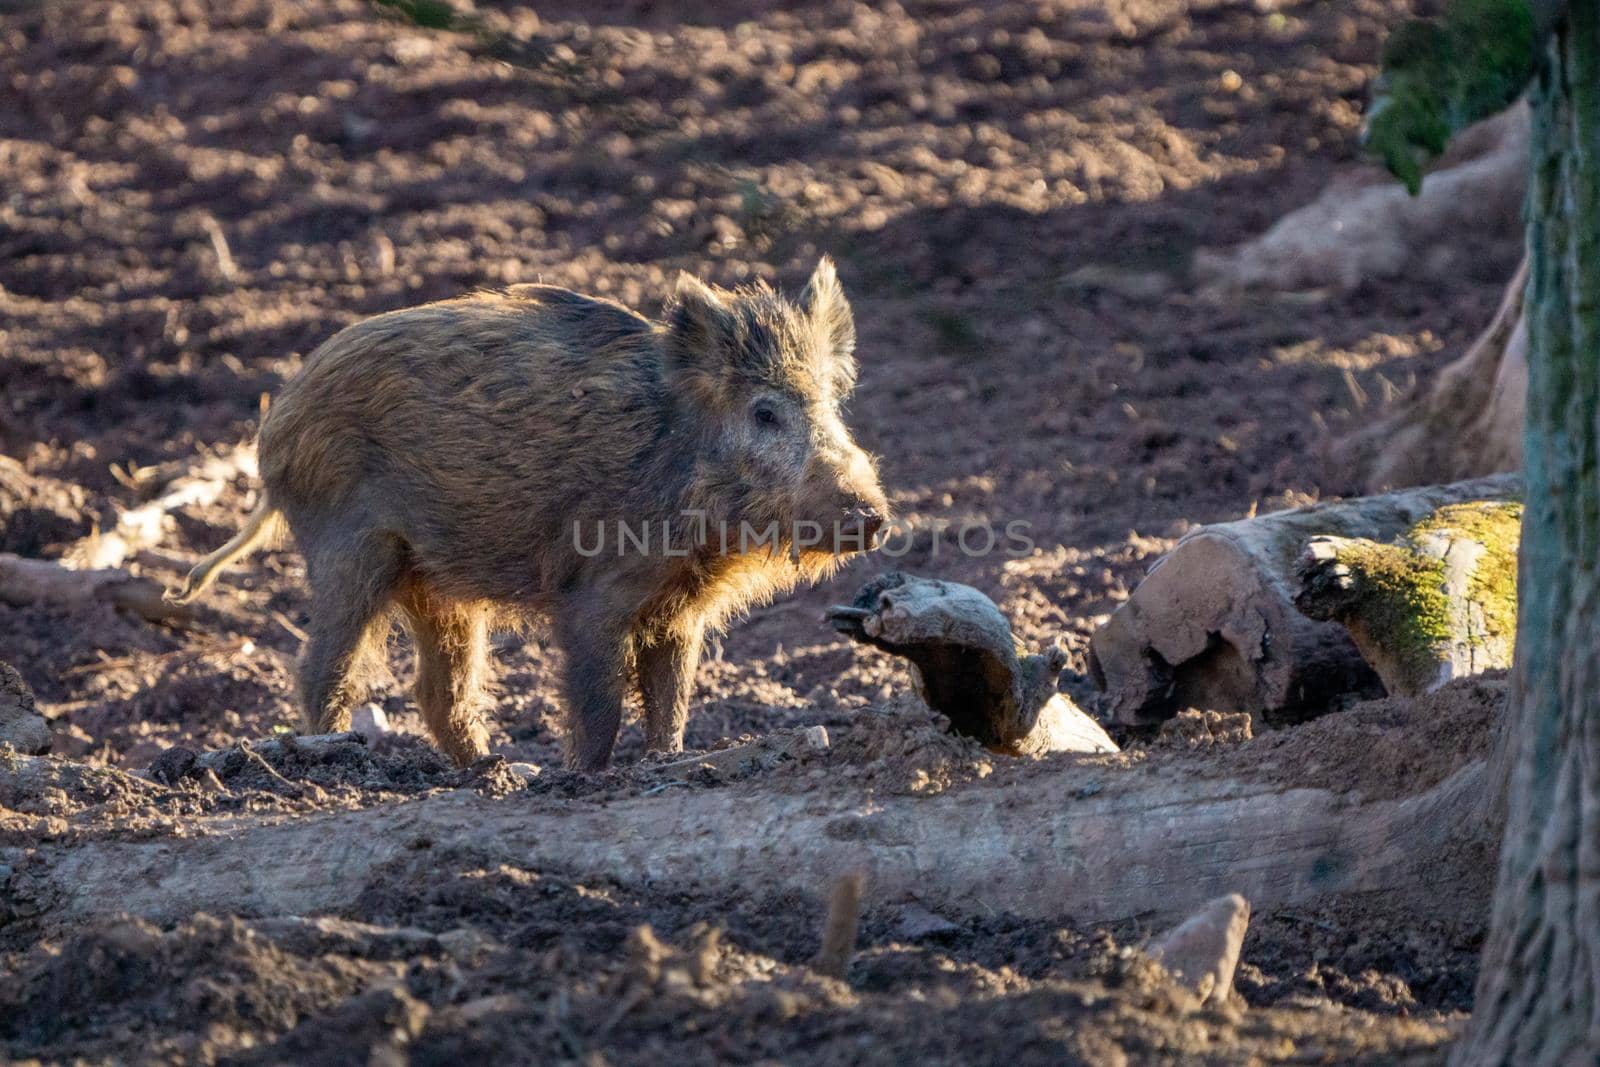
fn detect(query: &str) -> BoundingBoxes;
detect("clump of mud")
[1,914,383,1058]
[801,696,997,795]
[1156,708,1255,749]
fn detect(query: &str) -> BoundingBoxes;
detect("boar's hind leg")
[298,534,405,735]
[403,597,492,767]
[637,622,704,754]
[556,599,635,772]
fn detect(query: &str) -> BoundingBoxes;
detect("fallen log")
[0,754,1487,929]
[0,553,190,625]
[1295,501,1521,697]
[830,573,1117,756]
[1089,474,1521,726]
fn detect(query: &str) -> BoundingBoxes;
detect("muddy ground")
[0,0,1522,1062]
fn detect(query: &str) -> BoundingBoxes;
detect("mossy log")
[1088,474,1521,726]
[1294,502,1521,697]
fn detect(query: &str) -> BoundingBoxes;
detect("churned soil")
[1,0,1520,1061]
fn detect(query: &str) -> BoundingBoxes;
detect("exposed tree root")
[1331,258,1529,492]
[1192,104,1526,294]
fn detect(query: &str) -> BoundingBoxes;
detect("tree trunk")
[1088,475,1520,726]
[1,753,1487,931]
[1457,8,1600,1063]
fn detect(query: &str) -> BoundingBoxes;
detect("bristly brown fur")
[174,259,888,770]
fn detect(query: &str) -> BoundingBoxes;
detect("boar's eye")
[752,402,782,430]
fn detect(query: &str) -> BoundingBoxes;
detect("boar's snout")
[840,503,887,551]
[816,462,890,553]
[795,443,889,555]
[819,439,890,553]
[848,504,886,540]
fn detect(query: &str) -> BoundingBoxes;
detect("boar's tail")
[165,498,286,605]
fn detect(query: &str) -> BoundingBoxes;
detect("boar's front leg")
[636,621,704,755]
[556,596,635,771]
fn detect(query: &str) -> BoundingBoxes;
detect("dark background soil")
[1,0,1520,1061]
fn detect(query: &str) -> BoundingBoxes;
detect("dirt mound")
[4,881,1459,1066]
[3,862,1455,1065]
[1188,674,1506,801]
[1,914,382,1058]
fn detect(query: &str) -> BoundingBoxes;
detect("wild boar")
[170,259,889,769]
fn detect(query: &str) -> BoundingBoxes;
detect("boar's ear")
[800,257,857,393]
[666,272,738,379]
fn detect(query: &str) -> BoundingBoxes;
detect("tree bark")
[1,754,1487,931]
[1089,475,1520,726]
[1458,8,1600,1063]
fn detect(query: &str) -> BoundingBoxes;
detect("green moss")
[1410,501,1522,645]
[1364,0,1536,193]
[1327,500,1523,687]
[1335,540,1454,682]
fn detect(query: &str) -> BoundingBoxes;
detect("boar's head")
[665,258,889,569]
